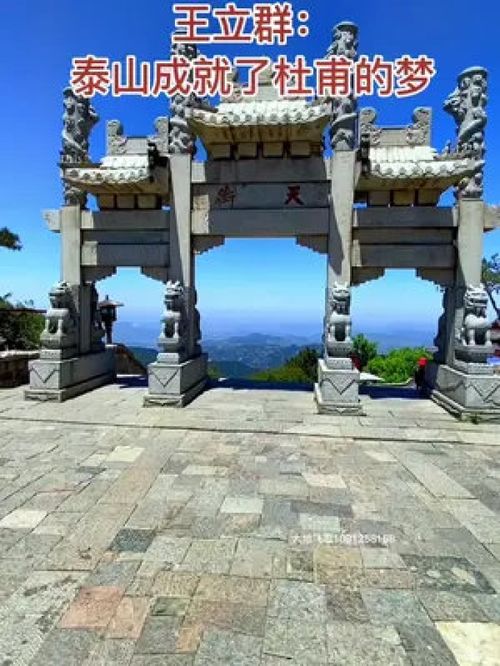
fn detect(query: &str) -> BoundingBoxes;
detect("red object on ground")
[351,353,362,371]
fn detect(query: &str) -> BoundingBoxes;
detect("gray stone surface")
[110,528,156,553]
[134,615,182,654]
[326,622,408,665]
[0,382,499,663]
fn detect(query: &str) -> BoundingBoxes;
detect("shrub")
[252,347,318,384]
[0,296,44,350]
[352,334,378,369]
[367,347,432,384]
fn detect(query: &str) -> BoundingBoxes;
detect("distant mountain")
[210,333,316,346]
[129,337,320,379]
[204,336,320,375]
[116,321,435,354]
[210,360,256,379]
[124,328,436,380]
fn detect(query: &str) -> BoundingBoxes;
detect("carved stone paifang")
[29,14,499,420]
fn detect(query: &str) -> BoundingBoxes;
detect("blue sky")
[0,0,499,341]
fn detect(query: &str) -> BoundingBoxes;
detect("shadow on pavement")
[208,377,314,393]
[360,383,423,400]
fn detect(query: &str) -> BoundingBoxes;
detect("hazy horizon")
[115,317,437,353]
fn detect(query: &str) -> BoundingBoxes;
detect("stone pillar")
[426,66,500,420]
[145,155,208,406]
[315,151,362,415]
[25,85,115,402]
[427,200,500,419]
[445,199,485,366]
[25,205,115,402]
[60,205,88,355]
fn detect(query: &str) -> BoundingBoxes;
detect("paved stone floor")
[0,379,499,665]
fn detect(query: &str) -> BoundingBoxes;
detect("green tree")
[482,253,500,318]
[0,296,44,350]
[352,334,378,369]
[0,228,42,349]
[367,347,431,384]
[0,227,21,251]
[252,347,318,384]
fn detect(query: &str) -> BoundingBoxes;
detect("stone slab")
[220,496,263,515]
[0,508,47,530]
[145,355,208,407]
[25,349,115,402]
[315,360,362,415]
[436,621,500,666]
[427,363,500,422]
[59,586,124,630]
[401,458,474,499]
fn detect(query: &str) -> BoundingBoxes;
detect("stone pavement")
[0,379,499,665]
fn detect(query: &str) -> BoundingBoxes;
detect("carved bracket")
[296,235,327,255]
[43,210,61,233]
[416,268,455,288]
[193,236,225,255]
[83,267,117,283]
[351,268,385,286]
[485,205,500,231]
[141,267,169,283]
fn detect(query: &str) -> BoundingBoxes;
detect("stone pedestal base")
[314,358,362,415]
[426,362,500,422]
[25,349,116,402]
[144,354,208,407]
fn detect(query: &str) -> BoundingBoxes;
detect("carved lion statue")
[159,280,186,352]
[327,282,352,345]
[460,284,492,347]
[41,281,78,349]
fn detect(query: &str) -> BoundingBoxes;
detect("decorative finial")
[60,87,99,207]
[444,66,488,199]
[327,21,359,152]
[169,33,199,155]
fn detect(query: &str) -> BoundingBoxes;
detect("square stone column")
[145,154,208,407]
[26,206,116,402]
[427,199,500,420]
[315,151,362,415]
